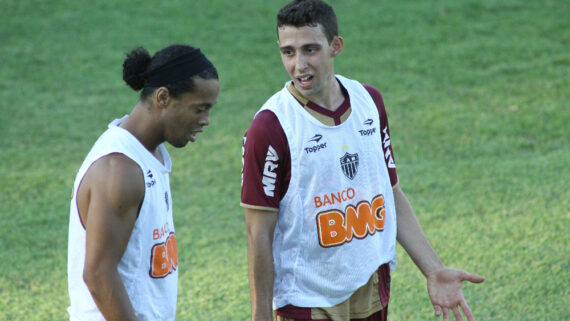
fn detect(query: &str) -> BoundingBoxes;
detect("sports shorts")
[275,263,390,321]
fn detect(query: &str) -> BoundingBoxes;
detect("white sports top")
[67,116,178,321]
[258,75,397,309]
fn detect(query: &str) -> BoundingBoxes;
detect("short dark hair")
[122,44,219,100]
[277,0,338,43]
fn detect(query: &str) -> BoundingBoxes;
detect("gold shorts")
[276,263,390,321]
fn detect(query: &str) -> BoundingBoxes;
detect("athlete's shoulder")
[362,84,384,104]
[242,110,289,210]
[245,110,283,144]
[245,110,289,158]
[77,153,145,225]
[249,110,280,133]
[361,84,388,117]
[88,153,145,199]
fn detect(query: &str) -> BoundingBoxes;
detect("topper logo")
[316,194,386,248]
[308,134,323,143]
[305,134,327,154]
[358,128,376,136]
[146,170,156,187]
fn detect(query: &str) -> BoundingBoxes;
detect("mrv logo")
[262,145,279,197]
[305,134,327,154]
[261,145,279,197]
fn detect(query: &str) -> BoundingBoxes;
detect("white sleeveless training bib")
[257,75,397,309]
[67,116,178,321]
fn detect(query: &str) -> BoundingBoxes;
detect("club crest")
[340,152,359,180]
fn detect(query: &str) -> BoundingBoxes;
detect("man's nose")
[199,112,210,126]
[295,53,308,70]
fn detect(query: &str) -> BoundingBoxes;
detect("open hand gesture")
[427,268,485,321]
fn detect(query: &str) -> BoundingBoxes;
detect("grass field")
[1,0,568,320]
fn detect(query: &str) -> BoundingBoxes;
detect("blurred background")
[0,0,568,320]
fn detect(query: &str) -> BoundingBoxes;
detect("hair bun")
[122,47,152,91]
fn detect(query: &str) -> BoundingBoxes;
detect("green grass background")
[1,0,568,320]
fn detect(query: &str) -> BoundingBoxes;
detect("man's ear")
[154,87,171,108]
[331,36,344,57]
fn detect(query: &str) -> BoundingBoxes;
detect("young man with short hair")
[241,1,484,320]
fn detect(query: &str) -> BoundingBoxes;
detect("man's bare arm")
[244,208,278,321]
[79,154,144,321]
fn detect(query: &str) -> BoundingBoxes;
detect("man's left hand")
[427,267,485,321]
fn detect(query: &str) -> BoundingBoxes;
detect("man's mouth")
[188,128,203,142]
[297,75,313,88]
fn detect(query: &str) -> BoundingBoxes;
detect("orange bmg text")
[150,232,178,278]
[316,194,386,247]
